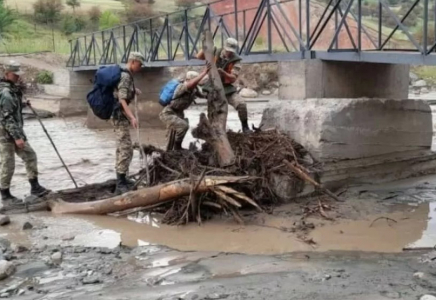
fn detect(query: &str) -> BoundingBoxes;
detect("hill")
[4,0,124,13]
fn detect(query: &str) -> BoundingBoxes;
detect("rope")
[134,95,150,185]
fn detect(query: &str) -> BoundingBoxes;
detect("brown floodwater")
[1,102,436,255]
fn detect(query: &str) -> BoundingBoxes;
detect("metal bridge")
[67,0,436,70]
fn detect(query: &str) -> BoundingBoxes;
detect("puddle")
[405,202,436,250]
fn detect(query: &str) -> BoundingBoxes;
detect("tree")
[66,0,80,14]
[0,0,15,34]
[125,2,156,29]
[99,10,120,30]
[175,0,196,9]
[33,0,64,24]
[88,6,101,29]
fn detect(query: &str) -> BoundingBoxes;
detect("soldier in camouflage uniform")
[113,52,145,194]
[197,38,251,133]
[0,61,48,209]
[159,65,210,150]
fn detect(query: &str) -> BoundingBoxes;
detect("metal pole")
[267,0,272,53]
[28,105,78,188]
[358,0,361,51]
[184,9,190,60]
[378,1,382,49]
[234,0,239,41]
[306,0,310,49]
[424,0,429,54]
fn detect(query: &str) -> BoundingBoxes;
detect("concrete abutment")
[278,60,409,100]
[68,67,171,129]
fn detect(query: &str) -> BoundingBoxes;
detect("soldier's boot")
[238,104,252,133]
[0,189,25,211]
[29,178,50,197]
[115,173,130,195]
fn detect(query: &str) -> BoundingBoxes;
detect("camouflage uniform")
[159,82,200,145]
[112,71,135,175]
[203,42,249,131]
[215,50,248,124]
[0,79,38,189]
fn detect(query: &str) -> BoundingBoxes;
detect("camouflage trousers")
[228,93,248,123]
[0,140,38,189]
[114,119,133,174]
[159,107,189,144]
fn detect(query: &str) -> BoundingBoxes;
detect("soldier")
[159,66,210,150]
[0,61,49,209]
[113,52,145,194]
[197,37,251,133]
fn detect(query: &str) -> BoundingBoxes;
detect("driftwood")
[49,176,250,215]
[283,159,343,202]
[191,30,235,167]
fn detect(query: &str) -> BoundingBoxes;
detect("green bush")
[99,10,120,30]
[36,70,54,84]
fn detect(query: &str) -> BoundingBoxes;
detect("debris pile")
[131,129,316,225]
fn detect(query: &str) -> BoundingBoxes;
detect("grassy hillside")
[4,0,124,13]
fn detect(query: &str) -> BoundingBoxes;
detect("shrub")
[99,11,120,30]
[36,70,54,84]
[125,3,156,29]
[33,0,64,24]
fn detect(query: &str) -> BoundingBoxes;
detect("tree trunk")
[49,176,249,215]
[192,30,235,167]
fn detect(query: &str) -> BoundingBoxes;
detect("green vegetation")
[412,66,436,85]
[36,70,54,84]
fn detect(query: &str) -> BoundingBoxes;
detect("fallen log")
[283,159,343,202]
[191,30,235,167]
[49,176,250,215]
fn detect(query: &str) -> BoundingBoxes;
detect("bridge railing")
[67,0,435,68]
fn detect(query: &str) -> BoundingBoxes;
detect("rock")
[12,245,28,253]
[82,275,102,285]
[270,81,280,88]
[50,251,62,265]
[273,88,279,96]
[0,215,10,226]
[414,272,436,289]
[410,72,418,82]
[262,90,272,96]
[0,260,15,280]
[261,99,433,161]
[421,87,430,94]
[239,88,258,98]
[0,293,9,298]
[257,73,270,87]
[22,222,33,230]
[414,79,428,87]
[421,295,436,300]
[0,239,10,252]
[414,272,425,279]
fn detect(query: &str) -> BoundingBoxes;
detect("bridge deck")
[67,0,436,71]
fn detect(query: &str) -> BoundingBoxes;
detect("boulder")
[0,260,15,280]
[409,72,418,82]
[262,90,272,96]
[414,79,428,88]
[421,295,436,300]
[0,215,9,226]
[239,88,258,98]
[261,99,433,162]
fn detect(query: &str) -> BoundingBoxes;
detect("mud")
[0,102,436,298]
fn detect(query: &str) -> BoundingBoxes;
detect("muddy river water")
[0,102,436,299]
[0,102,435,256]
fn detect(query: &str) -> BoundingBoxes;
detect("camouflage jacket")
[164,82,202,115]
[0,80,26,142]
[113,70,135,121]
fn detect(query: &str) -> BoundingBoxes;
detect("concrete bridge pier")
[264,60,436,191]
[69,67,171,129]
[278,60,410,100]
